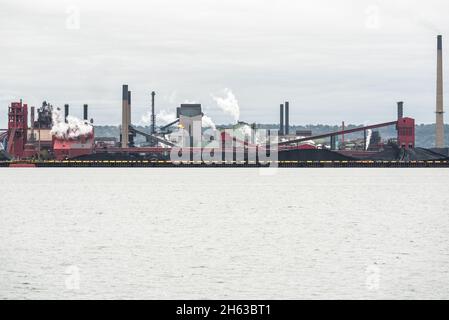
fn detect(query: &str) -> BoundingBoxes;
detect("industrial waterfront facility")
[1,36,448,167]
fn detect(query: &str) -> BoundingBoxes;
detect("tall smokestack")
[128,90,132,125]
[64,104,69,123]
[83,104,88,121]
[279,104,284,136]
[121,85,129,148]
[397,101,404,120]
[151,91,156,135]
[436,35,445,148]
[285,101,290,135]
[30,106,35,129]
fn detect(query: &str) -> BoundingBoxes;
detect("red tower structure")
[397,117,415,149]
[7,101,28,158]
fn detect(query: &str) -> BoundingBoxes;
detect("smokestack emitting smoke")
[64,104,69,123]
[83,104,88,121]
[285,101,290,135]
[151,91,156,134]
[397,101,404,120]
[279,104,284,136]
[121,85,129,148]
[436,35,445,148]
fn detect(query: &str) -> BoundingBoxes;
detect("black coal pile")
[279,149,355,161]
[367,145,448,161]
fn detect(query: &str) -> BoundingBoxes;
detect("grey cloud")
[0,0,448,126]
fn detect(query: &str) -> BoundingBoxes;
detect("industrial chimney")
[397,101,404,120]
[279,104,284,136]
[64,104,69,123]
[436,35,445,148]
[151,91,156,135]
[83,104,88,121]
[121,85,129,148]
[30,106,35,129]
[128,90,132,125]
[30,106,35,142]
[285,101,290,135]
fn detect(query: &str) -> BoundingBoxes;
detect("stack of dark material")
[430,148,449,157]
[367,145,448,161]
[73,152,149,161]
[405,148,449,161]
[279,149,355,161]
[0,150,9,160]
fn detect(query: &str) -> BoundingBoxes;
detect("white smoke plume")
[229,124,270,146]
[51,107,93,140]
[141,111,152,125]
[141,109,177,126]
[365,129,373,150]
[211,88,240,123]
[156,110,177,125]
[202,115,216,130]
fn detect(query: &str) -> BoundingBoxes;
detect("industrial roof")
[177,104,202,118]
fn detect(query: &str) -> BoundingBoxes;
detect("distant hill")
[93,124,449,149]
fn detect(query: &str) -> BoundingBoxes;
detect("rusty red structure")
[0,94,419,162]
[53,132,95,160]
[7,101,28,158]
[397,117,415,149]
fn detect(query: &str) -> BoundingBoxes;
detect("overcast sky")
[1,0,448,126]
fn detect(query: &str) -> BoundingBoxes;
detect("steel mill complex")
[1,36,448,168]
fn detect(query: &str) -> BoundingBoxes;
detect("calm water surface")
[1,168,448,299]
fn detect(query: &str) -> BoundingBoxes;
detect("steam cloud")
[365,129,372,150]
[212,88,240,123]
[231,124,269,145]
[51,107,93,140]
[142,110,177,126]
[202,115,216,130]
[157,110,177,125]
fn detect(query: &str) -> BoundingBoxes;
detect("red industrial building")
[397,117,415,149]
[7,101,28,159]
[1,97,419,162]
[0,95,425,163]
[53,134,94,160]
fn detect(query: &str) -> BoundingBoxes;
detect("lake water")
[1,168,448,299]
